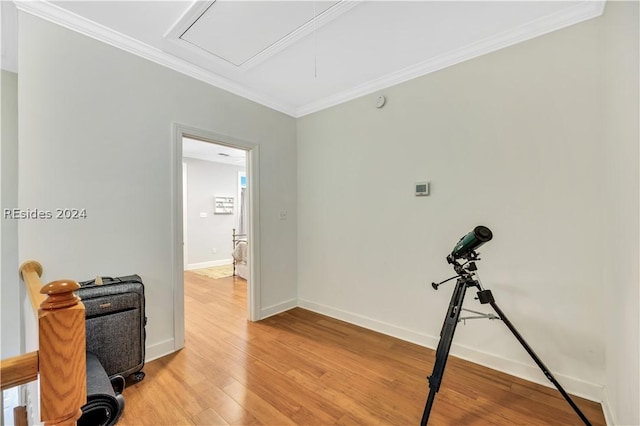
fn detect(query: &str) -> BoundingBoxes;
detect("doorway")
[182,138,247,273]
[172,124,261,350]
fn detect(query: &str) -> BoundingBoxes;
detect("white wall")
[1,1,19,74]
[1,1,21,361]
[17,12,297,358]
[298,11,607,401]
[184,157,244,267]
[1,69,21,359]
[601,3,640,425]
[10,4,638,422]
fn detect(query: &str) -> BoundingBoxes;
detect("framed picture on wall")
[214,196,234,214]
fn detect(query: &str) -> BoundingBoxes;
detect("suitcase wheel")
[133,371,146,383]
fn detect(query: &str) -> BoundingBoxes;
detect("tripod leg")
[487,299,592,426]
[421,280,469,426]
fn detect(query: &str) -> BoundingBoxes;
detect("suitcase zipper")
[86,307,137,320]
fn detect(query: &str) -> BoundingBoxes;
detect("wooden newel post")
[38,279,87,426]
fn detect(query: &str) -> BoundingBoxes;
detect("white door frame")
[182,162,188,269]
[172,123,261,350]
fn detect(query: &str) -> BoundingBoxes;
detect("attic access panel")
[180,1,339,67]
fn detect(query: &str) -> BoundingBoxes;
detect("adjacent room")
[1,1,637,425]
[182,137,249,283]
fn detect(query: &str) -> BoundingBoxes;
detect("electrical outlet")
[279,211,288,220]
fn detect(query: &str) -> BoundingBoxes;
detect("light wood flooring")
[117,272,605,425]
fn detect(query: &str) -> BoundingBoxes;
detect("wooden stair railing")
[0,261,87,425]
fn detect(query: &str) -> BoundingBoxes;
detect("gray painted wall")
[5,4,638,424]
[1,70,21,359]
[17,12,297,358]
[602,3,639,425]
[184,157,245,267]
[297,3,637,411]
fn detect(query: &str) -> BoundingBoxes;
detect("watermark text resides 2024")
[3,208,87,220]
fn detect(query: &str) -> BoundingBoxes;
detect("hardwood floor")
[117,272,605,425]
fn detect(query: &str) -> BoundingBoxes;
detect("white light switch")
[200,212,208,218]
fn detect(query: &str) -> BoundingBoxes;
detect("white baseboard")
[298,298,437,346]
[260,298,298,319]
[601,390,615,426]
[145,338,176,363]
[298,298,605,403]
[185,259,233,271]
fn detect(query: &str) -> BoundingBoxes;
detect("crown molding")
[295,0,607,117]
[14,0,606,119]
[14,0,298,117]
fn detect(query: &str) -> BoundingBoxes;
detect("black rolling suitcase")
[77,275,147,382]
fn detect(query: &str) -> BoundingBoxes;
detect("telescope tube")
[450,226,492,260]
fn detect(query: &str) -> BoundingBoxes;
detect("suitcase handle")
[80,276,123,286]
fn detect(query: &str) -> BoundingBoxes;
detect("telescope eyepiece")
[450,226,492,260]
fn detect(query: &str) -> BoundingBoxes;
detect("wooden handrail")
[20,260,46,313]
[0,261,87,426]
[0,351,38,391]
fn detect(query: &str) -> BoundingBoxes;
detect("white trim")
[163,1,360,72]
[601,390,615,426]
[173,123,261,328]
[145,338,176,363]
[13,0,605,118]
[298,298,605,403]
[182,162,188,269]
[298,299,434,347]
[185,259,233,271]
[261,298,298,319]
[14,0,297,117]
[238,1,361,72]
[246,144,261,321]
[296,0,607,116]
[163,0,213,41]
[171,126,185,350]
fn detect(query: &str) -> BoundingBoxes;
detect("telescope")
[421,226,592,426]
[447,225,492,263]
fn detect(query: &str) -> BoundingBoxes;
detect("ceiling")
[14,1,605,117]
[183,137,247,166]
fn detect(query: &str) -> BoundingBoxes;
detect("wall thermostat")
[415,182,430,196]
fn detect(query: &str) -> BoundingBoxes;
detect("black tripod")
[421,253,592,426]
